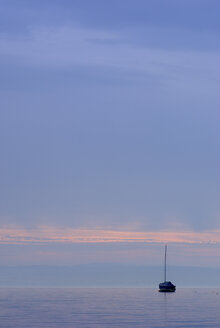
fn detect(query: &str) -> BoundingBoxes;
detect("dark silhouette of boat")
[159,245,176,292]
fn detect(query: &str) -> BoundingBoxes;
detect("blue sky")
[0,1,220,276]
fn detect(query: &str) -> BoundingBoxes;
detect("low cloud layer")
[1,225,220,245]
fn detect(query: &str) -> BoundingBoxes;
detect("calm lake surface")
[0,288,219,327]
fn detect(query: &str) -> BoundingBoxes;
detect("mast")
[164,245,167,282]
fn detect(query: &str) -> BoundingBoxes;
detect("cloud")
[1,225,220,245]
[1,25,220,84]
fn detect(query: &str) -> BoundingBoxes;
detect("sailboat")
[159,245,176,292]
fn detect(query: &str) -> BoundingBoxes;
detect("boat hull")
[158,288,176,292]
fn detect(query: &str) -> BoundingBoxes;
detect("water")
[0,288,219,327]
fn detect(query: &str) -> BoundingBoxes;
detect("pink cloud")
[1,225,220,245]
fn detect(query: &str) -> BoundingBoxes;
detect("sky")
[0,0,220,285]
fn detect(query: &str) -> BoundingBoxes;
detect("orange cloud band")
[1,225,220,245]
